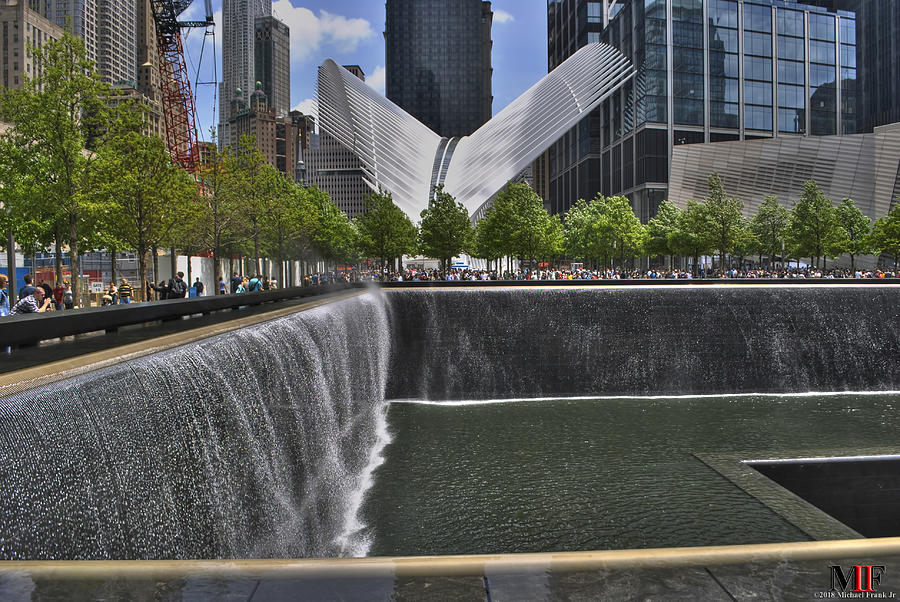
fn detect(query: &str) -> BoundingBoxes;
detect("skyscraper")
[544,0,856,220]
[218,0,270,147]
[307,65,372,218]
[846,0,900,132]
[44,0,135,86]
[0,0,63,89]
[46,0,97,63]
[95,0,134,84]
[796,0,900,132]
[385,0,493,138]
[254,15,289,117]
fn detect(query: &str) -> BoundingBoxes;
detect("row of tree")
[396,176,900,275]
[3,35,899,308]
[0,33,362,305]
[645,176,900,274]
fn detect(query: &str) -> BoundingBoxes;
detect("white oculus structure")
[317,43,636,220]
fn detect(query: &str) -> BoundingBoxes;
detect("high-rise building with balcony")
[385,0,493,138]
[544,0,856,221]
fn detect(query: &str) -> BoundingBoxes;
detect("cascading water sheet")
[0,292,391,560]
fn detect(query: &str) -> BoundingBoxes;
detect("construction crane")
[149,0,214,173]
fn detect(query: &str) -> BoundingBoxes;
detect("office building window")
[709,0,737,29]
[744,3,772,33]
[809,13,835,42]
[777,9,804,38]
[745,31,772,57]
[745,104,772,131]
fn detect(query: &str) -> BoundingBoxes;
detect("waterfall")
[0,292,390,560]
[385,287,900,400]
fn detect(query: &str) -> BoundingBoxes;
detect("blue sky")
[182,0,548,142]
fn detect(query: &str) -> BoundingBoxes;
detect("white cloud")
[493,9,514,24]
[272,1,374,63]
[367,65,386,94]
[292,98,318,120]
[319,10,374,51]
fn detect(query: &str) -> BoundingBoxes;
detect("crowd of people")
[314,266,900,283]
[2,264,896,317]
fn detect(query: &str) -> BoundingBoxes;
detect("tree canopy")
[419,185,472,272]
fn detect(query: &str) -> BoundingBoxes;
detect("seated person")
[10,286,52,315]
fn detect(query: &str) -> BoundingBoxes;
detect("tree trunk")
[69,213,81,308]
[110,247,117,285]
[850,254,856,274]
[138,244,147,302]
[152,246,159,296]
[213,252,221,294]
[185,255,192,289]
[170,246,177,278]
[55,233,64,285]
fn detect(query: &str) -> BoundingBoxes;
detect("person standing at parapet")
[193,277,204,297]
[0,274,9,316]
[118,278,133,304]
[10,286,51,315]
[167,272,188,299]
[53,282,65,310]
[18,274,35,300]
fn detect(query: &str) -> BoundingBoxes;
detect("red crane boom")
[149,0,213,173]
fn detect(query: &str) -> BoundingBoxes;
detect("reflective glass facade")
[851,0,899,133]
[544,0,855,220]
[385,0,493,138]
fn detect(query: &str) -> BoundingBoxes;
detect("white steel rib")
[316,43,635,219]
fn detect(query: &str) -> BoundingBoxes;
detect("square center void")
[747,457,900,538]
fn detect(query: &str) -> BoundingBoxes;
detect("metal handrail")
[1,537,899,580]
[0,283,361,348]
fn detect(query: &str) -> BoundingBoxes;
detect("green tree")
[502,183,562,267]
[787,180,841,269]
[472,189,515,272]
[702,173,745,270]
[646,200,682,268]
[870,203,900,269]
[261,182,318,285]
[750,195,789,270]
[668,200,710,276]
[0,137,45,295]
[419,185,472,272]
[92,126,198,299]
[834,198,872,273]
[565,194,646,269]
[222,135,283,274]
[2,32,112,306]
[354,189,417,270]
[315,193,359,266]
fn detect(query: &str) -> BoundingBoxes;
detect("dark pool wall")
[385,287,900,400]
[0,294,390,560]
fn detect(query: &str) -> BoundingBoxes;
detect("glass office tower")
[385,0,493,138]
[545,0,855,221]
